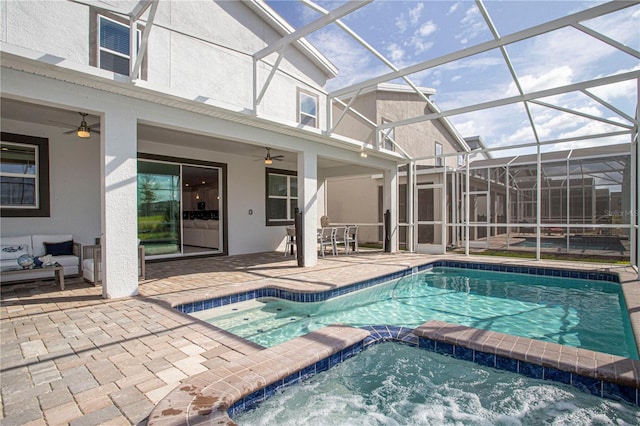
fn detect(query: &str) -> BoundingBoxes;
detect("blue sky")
[265,1,639,156]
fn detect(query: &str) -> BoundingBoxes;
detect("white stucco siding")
[2,0,88,64]
[3,0,329,124]
[169,34,254,109]
[0,118,101,247]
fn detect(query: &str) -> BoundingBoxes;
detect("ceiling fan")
[259,147,284,165]
[49,112,100,138]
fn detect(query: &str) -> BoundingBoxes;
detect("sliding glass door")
[137,159,224,258]
[137,162,181,256]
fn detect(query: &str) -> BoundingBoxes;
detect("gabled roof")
[245,0,338,79]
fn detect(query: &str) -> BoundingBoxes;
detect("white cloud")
[409,3,424,25]
[417,20,437,37]
[395,14,408,33]
[310,29,387,91]
[455,5,485,45]
[448,2,459,15]
[386,43,405,62]
[509,66,574,94]
[451,75,462,82]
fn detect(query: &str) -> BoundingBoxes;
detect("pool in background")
[190,265,637,359]
[233,342,640,425]
[514,236,626,251]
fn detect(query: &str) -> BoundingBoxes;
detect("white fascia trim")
[0,42,407,163]
[245,0,338,79]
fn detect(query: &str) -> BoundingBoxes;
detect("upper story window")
[90,11,146,78]
[0,133,50,217]
[266,168,297,226]
[435,142,443,167]
[382,119,395,151]
[298,90,318,128]
[99,16,139,75]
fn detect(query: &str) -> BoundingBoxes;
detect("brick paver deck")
[1,251,638,425]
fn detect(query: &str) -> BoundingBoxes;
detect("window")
[0,132,50,217]
[99,16,139,75]
[90,11,145,77]
[435,142,443,167]
[382,119,395,151]
[298,90,318,127]
[266,168,297,226]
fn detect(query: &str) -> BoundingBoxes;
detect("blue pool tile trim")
[227,338,365,418]
[175,260,620,314]
[415,336,639,406]
[228,327,638,419]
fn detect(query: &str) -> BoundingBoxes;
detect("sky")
[265,1,639,157]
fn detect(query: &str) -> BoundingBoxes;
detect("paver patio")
[1,251,637,425]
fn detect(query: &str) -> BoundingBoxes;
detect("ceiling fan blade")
[63,129,76,134]
[48,120,75,128]
[273,155,285,160]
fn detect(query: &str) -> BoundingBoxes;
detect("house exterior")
[0,0,404,298]
[326,83,472,252]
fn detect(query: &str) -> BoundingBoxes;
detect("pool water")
[233,343,640,425]
[198,267,637,358]
[514,236,625,251]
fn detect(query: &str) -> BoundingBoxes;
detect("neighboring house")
[326,83,472,253]
[0,0,404,298]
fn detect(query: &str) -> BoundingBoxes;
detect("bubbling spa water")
[234,343,640,425]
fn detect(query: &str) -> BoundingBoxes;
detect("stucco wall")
[1,0,329,127]
[326,176,381,244]
[0,118,101,247]
[332,89,464,160]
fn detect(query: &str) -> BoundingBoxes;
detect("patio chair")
[284,226,296,258]
[318,227,337,256]
[345,225,359,254]
[333,226,348,254]
[83,244,146,284]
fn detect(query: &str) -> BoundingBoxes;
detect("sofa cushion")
[44,240,74,256]
[32,234,73,257]
[1,244,30,260]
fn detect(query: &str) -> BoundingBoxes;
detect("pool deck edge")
[146,324,370,425]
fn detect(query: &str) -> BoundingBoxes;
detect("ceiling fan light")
[264,157,273,165]
[77,112,91,138]
[77,126,91,138]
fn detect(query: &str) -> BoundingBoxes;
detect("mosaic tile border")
[227,325,417,418]
[415,336,638,406]
[226,339,365,417]
[174,260,620,314]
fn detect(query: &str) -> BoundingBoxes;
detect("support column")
[101,109,139,298]
[298,149,318,266]
[383,166,398,252]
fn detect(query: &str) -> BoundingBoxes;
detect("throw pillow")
[44,240,74,256]
[0,244,30,260]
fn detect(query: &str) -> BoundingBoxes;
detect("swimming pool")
[514,236,626,251]
[193,266,637,359]
[233,342,640,425]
